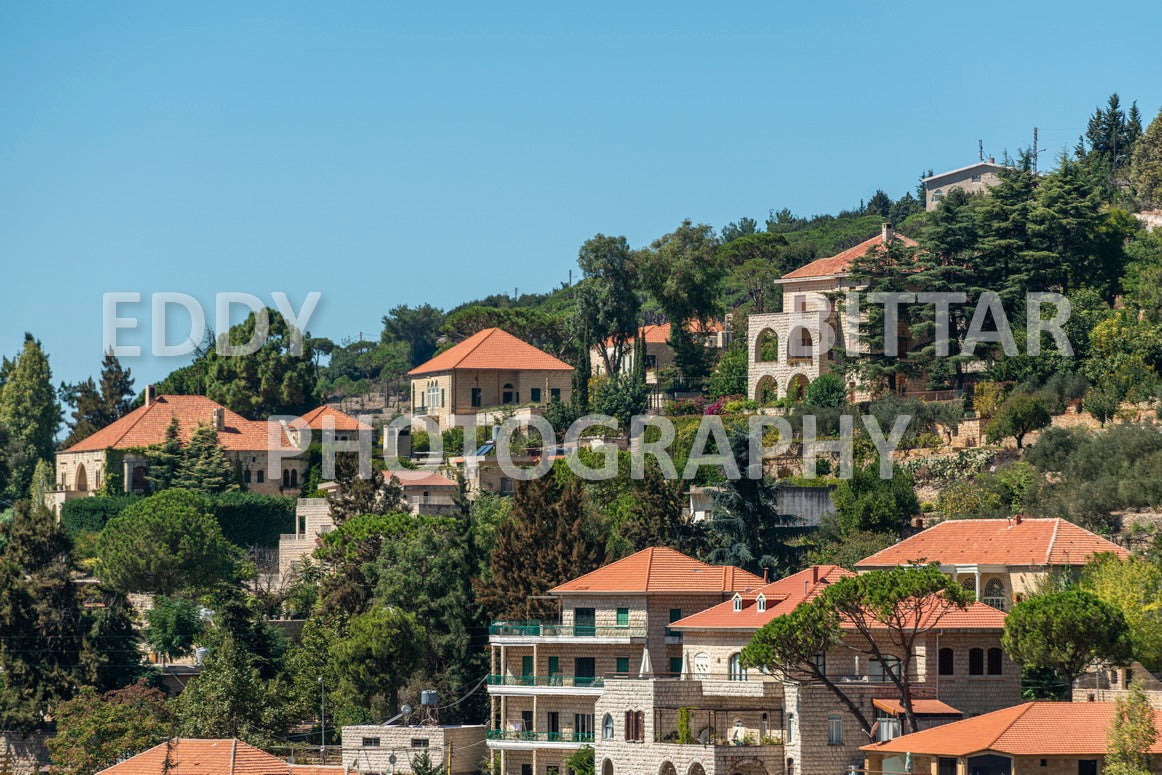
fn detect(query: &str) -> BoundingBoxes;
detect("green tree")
[61,353,136,448]
[986,393,1051,449]
[565,747,595,775]
[718,232,790,313]
[1080,554,1162,672]
[574,234,641,376]
[330,605,426,722]
[325,453,405,523]
[831,460,919,536]
[1002,589,1133,686]
[592,375,647,430]
[145,417,183,492]
[146,595,205,662]
[204,309,320,418]
[707,346,747,400]
[1106,679,1157,775]
[619,461,702,555]
[171,635,291,745]
[804,373,846,407]
[47,681,172,775]
[0,502,88,732]
[1131,106,1162,209]
[315,511,416,616]
[382,304,446,368]
[0,333,61,499]
[97,489,243,595]
[703,428,811,576]
[171,422,239,494]
[476,470,605,619]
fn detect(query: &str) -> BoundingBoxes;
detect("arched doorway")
[754,375,777,404]
[75,464,88,492]
[787,374,809,401]
[602,760,614,775]
[788,327,814,359]
[688,764,706,775]
[502,383,516,404]
[755,329,779,362]
[660,763,677,775]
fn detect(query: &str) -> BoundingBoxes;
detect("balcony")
[486,730,595,749]
[489,620,646,644]
[487,674,605,696]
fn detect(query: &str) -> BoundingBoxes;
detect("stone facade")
[411,369,572,431]
[922,162,1008,211]
[278,498,334,578]
[342,725,486,775]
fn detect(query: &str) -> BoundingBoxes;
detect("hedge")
[61,491,297,549]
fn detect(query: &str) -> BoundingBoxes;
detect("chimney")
[989,156,995,164]
[1014,514,1023,525]
[812,566,819,584]
[212,407,225,431]
[145,384,156,407]
[881,222,894,243]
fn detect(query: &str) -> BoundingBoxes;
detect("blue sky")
[2,0,1161,390]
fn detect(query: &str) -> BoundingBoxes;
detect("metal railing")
[486,730,595,743]
[487,675,605,688]
[489,620,646,637]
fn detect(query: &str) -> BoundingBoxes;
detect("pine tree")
[325,452,405,522]
[98,352,135,419]
[619,461,702,555]
[145,417,183,493]
[1106,679,1156,775]
[61,378,105,448]
[171,423,238,494]
[0,333,61,500]
[1131,107,1162,210]
[0,502,87,732]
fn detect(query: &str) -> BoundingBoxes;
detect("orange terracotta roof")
[862,702,1162,757]
[670,565,853,629]
[871,698,962,716]
[671,566,1005,631]
[97,739,347,775]
[601,321,725,347]
[854,518,1129,568]
[549,547,764,594]
[63,395,291,453]
[408,328,573,376]
[299,405,373,432]
[388,469,459,488]
[781,232,918,280]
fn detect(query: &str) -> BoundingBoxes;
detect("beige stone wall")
[925,170,1003,211]
[54,449,109,495]
[412,370,572,430]
[342,724,485,775]
[0,732,48,775]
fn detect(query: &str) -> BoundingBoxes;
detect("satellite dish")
[401,705,413,715]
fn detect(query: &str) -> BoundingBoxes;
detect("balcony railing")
[486,730,595,743]
[488,675,604,688]
[489,620,646,638]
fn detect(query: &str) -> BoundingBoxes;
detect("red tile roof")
[670,565,853,629]
[854,518,1129,568]
[671,566,1006,631]
[871,698,962,717]
[97,739,347,775]
[781,233,918,280]
[408,328,573,376]
[63,395,291,453]
[388,469,459,489]
[299,405,373,432]
[549,547,764,594]
[601,321,725,347]
[862,702,1162,756]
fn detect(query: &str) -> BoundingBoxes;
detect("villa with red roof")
[486,547,762,775]
[409,327,573,430]
[589,321,729,386]
[746,222,920,404]
[50,386,367,508]
[97,738,348,775]
[854,517,1130,611]
[862,701,1162,775]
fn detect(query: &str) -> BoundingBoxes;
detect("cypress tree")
[172,423,238,494]
[145,417,183,493]
[0,333,61,500]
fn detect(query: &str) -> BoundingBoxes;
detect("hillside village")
[5,91,1162,775]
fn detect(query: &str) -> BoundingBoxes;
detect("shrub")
[60,495,142,535]
[804,373,846,407]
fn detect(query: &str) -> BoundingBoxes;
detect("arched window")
[754,375,778,405]
[502,384,516,404]
[732,594,743,612]
[786,716,795,745]
[75,464,88,492]
[282,469,290,488]
[983,579,1007,610]
[969,647,984,676]
[256,469,264,483]
[602,714,614,740]
[987,647,1003,675]
[603,761,614,775]
[788,327,813,359]
[755,329,779,362]
[290,469,299,488]
[728,653,746,681]
[933,189,945,202]
[756,594,767,613]
[938,647,954,676]
[694,653,710,679]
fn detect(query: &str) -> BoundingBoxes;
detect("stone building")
[95,738,349,775]
[746,224,918,404]
[342,724,486,775]
[409,328,573,432]
[861,701,1162,775]
[625,565,1021,775]
[922,160,1009,211]
[590,321,728,386]
[486,548,763,775]
[854,517,1129,611]
[48,388,323,511]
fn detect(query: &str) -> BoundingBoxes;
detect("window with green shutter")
[669,657,683,675]
[616,608,629,627]
[616,657,629,674]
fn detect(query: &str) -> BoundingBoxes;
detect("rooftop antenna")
[978,139,984,162]
[1032,127,1045,174]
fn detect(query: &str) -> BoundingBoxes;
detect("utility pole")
[978,139,984,161]
[1032,127,1039,174]
[319,677,326,764]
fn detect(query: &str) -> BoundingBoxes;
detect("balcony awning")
[872,698,961,717]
